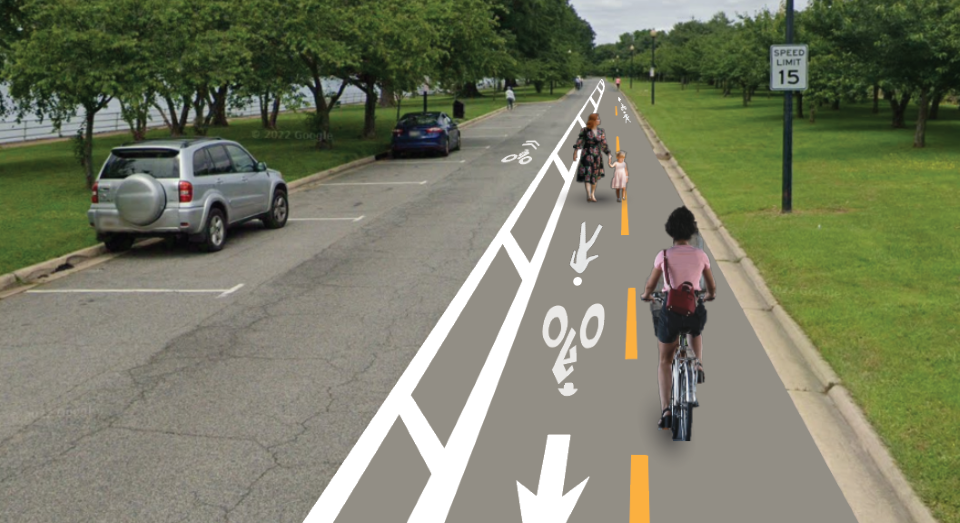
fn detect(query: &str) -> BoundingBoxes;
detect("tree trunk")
[161,95,188,136]
[361,76,378,139]
[269,96,280,129]
[872,84,879,114]
[831,99,840,110]
[211,85,229,127]
[379,80,395,108]
[302,61,347,149]
[83,107,96,189]
[533,80,544,94]
[914,89,931,148]
[809,104,816,123]
[929,89,943,120]
[192,88,209,136]
[259,93,271,129]
[460,82,481,98]
[681,77,686,90]
[797,92,804,119]
[887,91,910,128]
[742,84,748,107]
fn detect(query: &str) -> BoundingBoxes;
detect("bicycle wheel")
[671,370,685,440]
[675,404,693,441]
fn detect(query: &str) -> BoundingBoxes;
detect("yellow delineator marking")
[625,288,637,359]
[616,105,618,116]
[621,197,629,235]
[616,136,620,152]
[630,455,651,523]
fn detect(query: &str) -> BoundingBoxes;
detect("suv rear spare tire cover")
[115,173,167,226]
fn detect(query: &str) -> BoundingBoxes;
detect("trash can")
[453,100,465,119]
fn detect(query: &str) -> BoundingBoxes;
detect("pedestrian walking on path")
[505,86,515,111]
[616,77,621,90]
[609,150,629,202]
[572,113,611,202]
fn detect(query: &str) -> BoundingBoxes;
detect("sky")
[570,0,811,44]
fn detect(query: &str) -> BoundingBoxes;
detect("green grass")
[619,79,960,522]
[0,85,565,276]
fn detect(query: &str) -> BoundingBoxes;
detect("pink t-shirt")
[654,245,710,292]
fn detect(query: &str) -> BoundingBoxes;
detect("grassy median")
[620,80,960,522]
[0,85,564,276]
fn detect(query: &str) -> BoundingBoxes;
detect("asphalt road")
[0,79,857,522]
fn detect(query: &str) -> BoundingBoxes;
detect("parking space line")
[390,160,465,164]
[318,181,428,186]
[26,284,246,298]
[289,216,365,222]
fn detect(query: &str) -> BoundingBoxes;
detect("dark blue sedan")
[391,112,461,158]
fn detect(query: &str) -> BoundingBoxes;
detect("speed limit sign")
[770,44,808,91]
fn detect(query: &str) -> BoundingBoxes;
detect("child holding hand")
[609,150,629,202]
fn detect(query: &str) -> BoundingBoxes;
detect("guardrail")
[0,89,438,145]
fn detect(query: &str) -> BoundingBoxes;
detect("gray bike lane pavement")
[443,88,859,521]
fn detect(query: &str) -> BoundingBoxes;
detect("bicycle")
[644,290,711,441]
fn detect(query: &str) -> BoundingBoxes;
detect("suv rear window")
[101,149,180,179]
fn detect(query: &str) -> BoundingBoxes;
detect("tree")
[234,0,306,130]
[4,0,131,188]
[275,0,358,149]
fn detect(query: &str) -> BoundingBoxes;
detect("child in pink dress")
[609,150,629,202]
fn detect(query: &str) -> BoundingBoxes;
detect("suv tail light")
[425,127,443,134]
[179,181,193,203]
[91,182,99,203]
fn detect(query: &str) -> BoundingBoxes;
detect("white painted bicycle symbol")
[502,150,533,165]
[543,303,605,396]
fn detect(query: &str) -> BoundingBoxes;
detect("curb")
[624,94,937,523]
[0,99,539,298]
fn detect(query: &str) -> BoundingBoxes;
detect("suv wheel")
[201,208,227,252]
[104,234,135,253]
[263,190,289,229]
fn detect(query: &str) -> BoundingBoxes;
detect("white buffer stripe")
[301,79,606,523]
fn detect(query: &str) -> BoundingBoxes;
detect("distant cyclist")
[505,86,516,111]
[640,207,717,430]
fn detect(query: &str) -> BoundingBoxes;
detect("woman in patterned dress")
[572,113,611,202]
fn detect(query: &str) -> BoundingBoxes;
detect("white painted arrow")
[517,435,589,523]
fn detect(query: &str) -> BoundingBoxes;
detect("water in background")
[0,78,497,144]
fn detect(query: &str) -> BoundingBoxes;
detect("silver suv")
[88,137,289,252]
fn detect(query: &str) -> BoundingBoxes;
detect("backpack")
[662,249,697,316]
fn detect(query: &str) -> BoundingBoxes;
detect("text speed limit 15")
[770,44,808,91]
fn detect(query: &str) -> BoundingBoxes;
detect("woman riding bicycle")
[640,207,717,430]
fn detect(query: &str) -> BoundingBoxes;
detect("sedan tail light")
[393,129,404,136]
[179,181,193,203]
[425,127,443,134]
[91,182,99,203]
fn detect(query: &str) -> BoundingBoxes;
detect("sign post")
[770,0,805,213]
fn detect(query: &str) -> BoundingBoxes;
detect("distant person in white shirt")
[506,86,515,111]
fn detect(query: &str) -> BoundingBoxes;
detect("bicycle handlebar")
[641,290,714,303]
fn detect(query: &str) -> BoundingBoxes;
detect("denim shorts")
[655,302,707,344]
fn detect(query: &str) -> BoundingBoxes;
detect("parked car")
[390,112,461,158]
[87,137,289,253]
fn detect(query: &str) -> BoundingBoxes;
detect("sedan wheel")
[441,137,450,157]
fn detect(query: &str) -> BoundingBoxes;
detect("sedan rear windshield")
[100,149,180,179]
[400,115,439,126]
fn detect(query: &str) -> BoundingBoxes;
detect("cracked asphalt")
[0,98,567,522]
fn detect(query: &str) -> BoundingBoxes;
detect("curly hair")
[665,206,698,241]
